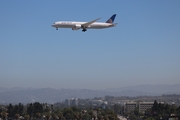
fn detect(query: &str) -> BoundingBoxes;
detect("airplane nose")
[52,24,55,27]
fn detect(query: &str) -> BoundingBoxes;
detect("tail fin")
[106,14,116,23]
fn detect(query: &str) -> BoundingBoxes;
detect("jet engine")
[72,24,81,30]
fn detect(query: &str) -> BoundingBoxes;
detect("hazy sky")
[0,1,180,89]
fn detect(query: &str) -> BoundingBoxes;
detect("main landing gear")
[56,27,58,30]
[82,29,87,32]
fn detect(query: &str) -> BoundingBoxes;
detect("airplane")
[52,14,117,32]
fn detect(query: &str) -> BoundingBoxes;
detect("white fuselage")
[52,21,115,29]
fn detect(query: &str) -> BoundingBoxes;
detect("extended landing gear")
[82,29,87,32]
[56,27,58,30]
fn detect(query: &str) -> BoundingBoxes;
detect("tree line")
[0,102,118,120]
[1,100,180,120]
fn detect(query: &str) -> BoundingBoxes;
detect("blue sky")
[0,1,180,89]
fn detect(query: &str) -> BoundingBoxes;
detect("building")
[65,98,78,106]
[91,100,104,106]
[138,102,154,113]
[125,101,163,113]
[71,98,78,106]
[109,100,127,106]
[91,100,108,107]
[125,102,137,113]
[65,99,71,106]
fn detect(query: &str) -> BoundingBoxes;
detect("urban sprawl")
[0,94,180,120]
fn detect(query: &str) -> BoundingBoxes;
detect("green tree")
[17,103,24,115]
[82,113,90,120]
[15,113,20,120]
[134,107,139,117]
[78,112,83,120]
[27,103,33,118]
[7,103,14,118]
[176,106,180,116]
[170,105,176,114]
[73,112,79,120]
[1,111,8,120]
[129,112,137,120]
[113,104,121,114]
[33,102,43,115]
[72,106,80,112]
[63,107,74,119]
[24,114,30,120]
[97,114,103,120]
[144,117,155,120]
[92,114,96,120]
[103,116,108,120]
[144,108,151,117]
[27,102,43,118]
[35,112,41,119]
[152,100,158,115]
[44,112,51,120]
[57,111,63,119]
[51,112,57,120]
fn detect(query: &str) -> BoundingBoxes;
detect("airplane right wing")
[81,18,101,28]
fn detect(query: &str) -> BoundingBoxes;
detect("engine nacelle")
[72,24,81,30]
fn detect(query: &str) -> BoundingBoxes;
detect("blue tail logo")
[106,14,116,23]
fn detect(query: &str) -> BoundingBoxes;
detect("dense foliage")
[0,100,180,120]
[0,102,118,120]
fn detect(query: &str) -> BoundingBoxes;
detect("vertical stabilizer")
[106,14,116,23]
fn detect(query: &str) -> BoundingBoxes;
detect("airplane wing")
[81,18,101,28]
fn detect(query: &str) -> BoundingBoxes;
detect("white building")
[125,102,137,113]
[65,98,78,106]
[138,102,154,113]
[125,101,163,113]
[91,100,108,107]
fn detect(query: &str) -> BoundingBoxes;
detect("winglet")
[106,14,116,23]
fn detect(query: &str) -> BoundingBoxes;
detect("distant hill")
[0,84,179,104]
[103,84,180,94]
[0,88,115,104]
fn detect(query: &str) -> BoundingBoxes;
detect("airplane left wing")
[81,18,101,28]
